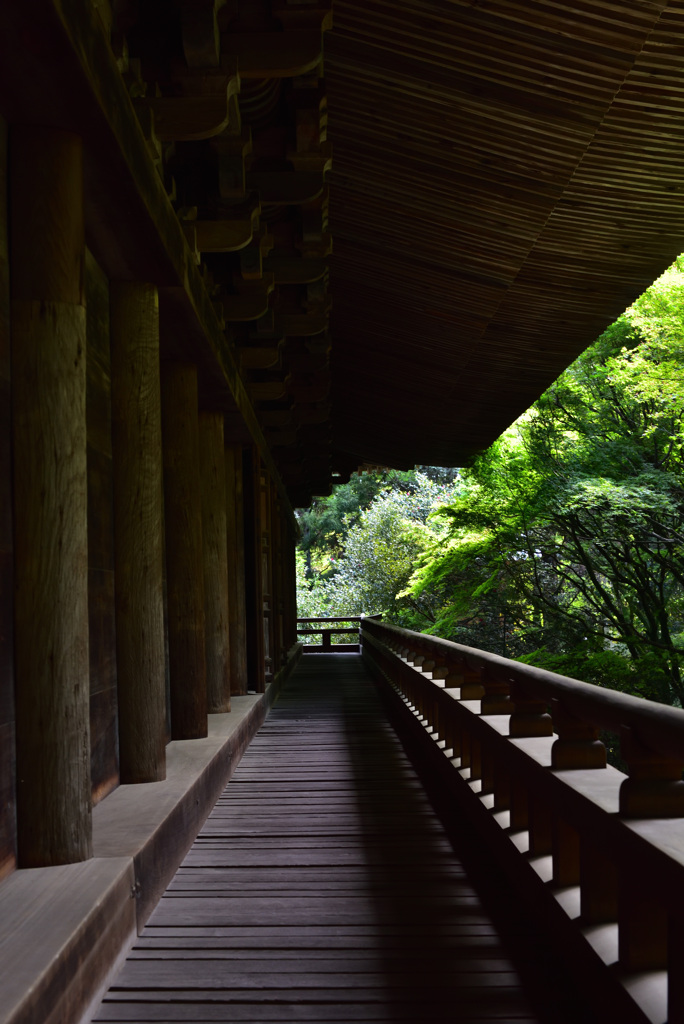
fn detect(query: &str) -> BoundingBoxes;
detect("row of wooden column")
[8,127,297,868]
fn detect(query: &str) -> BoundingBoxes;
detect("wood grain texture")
[11,128,91,867]
[10,127,84,305]
[318,0,684,475]
[0,115,15,878]
[199,412,230,713]
[85,250,118,803]
[95,655,542,1023]
[12,298,91,866]
[111,281,167,781]
[270,488,285,671]
[161,361,208,739]
[260,473,274,681]
[225,444,248,696]
[242,447,265,694]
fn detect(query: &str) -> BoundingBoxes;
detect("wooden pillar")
[11,127,91,865]
[243,447,265,693]
[271,486,285,670]
[284,521,297,650]
[225,444,247,695]
[110,282,166,782]
[161,362,207,738]
[260,470,274,681]
[0,116,15,879]
[199,411,230,713]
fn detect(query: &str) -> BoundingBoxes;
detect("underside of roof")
[3,0,684,505]
[327,0,684,469]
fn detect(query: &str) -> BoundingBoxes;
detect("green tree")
[297,472,460,623]
[408,259,684,704]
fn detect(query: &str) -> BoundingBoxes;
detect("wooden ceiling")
[3,1,684,503]
[326,0,684,468]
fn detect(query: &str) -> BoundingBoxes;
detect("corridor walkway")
[93,655,545,1023]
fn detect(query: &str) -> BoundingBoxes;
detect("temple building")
[2,2,684,1022]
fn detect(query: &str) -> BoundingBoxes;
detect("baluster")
[528,796,553,856]
[460,727,472,774]
[550,699,606,769]
[668,916,684,1024]
[469,734,482,782]
[421,657,437,676]
[619,726,684,818]
[509,680,552,738]
[493,764,510,812]
[461,667,486,700]
[440,690,461,760]
[553,817,580,886]
[480,668,511,714]
[480,738,496,795]
[580,839,617,923]
[618,873,667,971]
[509,780,529,830]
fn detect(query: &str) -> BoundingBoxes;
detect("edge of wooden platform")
[0,645,303,1024]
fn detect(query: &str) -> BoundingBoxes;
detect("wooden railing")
[361,617,684,1024]
[297,616,363,651]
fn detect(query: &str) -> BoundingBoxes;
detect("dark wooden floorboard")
[93,654,544,1023]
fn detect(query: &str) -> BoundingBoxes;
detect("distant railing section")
[297,614,382,652]
[360,616,684,1024]
[297,616,363,652]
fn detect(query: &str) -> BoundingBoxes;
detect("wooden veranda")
[4,1,684,1023]
[93,653,579,1024]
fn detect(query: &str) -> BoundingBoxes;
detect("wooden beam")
[221,31,323,79]
[180,0,221,69]
[161,362,208,739]
[238,344,281,371]
[263,256,326,285]
[111,281,166,783]
[195,216,257,253]
[147,87,237,142]
[246,171,324,206]
[11,127,91,866]
[199,412,231,713]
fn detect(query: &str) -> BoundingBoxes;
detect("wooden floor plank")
[92,655,545,1024]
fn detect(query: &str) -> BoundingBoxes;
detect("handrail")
[296,615,370,652]
[363,618,684,791]
[298,616,364,624]
[360,617,684,1024]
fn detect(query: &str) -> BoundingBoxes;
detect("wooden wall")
[0,174,296,870]
[0,117,15,879]
[86,251,119,805]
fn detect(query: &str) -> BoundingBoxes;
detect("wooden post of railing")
[550,699,608,895]
[161,361,207,738]
[580,840,618,924]
[668,920,684,1024]
[225,443,248,695]
[199,411,230,713]
[360,619,684,1023]
[617,727,684,973]
[619,725,684,818]
[550,699,606,770]
[508,680,552,738]
[11,127,92,865]
[111,281,166,782]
